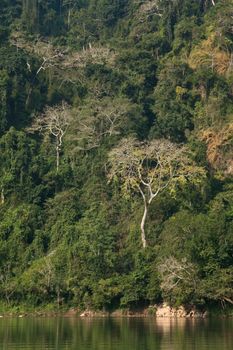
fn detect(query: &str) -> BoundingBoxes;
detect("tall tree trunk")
[68,8,71,28]
[1,187,4,204]
[56,286,61,308]
[141,202,148,248]
[138,185,149,248]
[56,143,60,172]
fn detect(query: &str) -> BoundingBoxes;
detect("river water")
[0,317,232,349]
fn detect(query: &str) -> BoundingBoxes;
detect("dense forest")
[0,0,232,313]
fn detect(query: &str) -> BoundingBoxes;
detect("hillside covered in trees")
[0,0,232,312]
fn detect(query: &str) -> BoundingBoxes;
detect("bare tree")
[0,264,16,304]
[137,0,163,21]
[158,257,197,293]
[63,45,115,69]
[11,31,115,74]
[62,0,78,29]
[108,137,205,248]
[70,97,133,151]
[10,32,66,75]
[28,102,72,172]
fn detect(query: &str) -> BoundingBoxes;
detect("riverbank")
[0,302,232,318]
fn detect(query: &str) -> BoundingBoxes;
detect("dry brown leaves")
[200,122,233,176]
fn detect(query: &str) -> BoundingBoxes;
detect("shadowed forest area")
[0,0,232,313]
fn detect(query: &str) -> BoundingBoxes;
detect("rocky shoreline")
[79,303,208,318]
[1,302,232,318]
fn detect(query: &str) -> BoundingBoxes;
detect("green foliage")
[0,69,9,134]
[151,62,196,141]
[0,45,47,129]
[0,0,232,311]
[157,186,233,304]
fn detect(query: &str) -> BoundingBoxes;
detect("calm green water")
[0,317,232,350]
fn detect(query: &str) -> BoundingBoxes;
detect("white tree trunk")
[140,202,148,248]
[68,8,71,29]
[1,188,4,204]
[56,144,60,172]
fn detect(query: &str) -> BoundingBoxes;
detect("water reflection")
[0,317,232,350]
